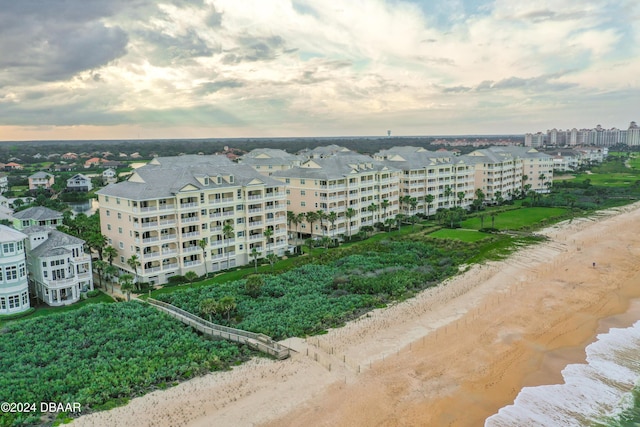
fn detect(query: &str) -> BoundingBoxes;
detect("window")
[106,210,110,217]
[300,190,306,195]
[301,201,306,206]
[19,263,25,278]
[118,227,123,234]
[7,295,19,309]
[16,241,23,251]
[119,242,124,249]
[120,256,125,263]
[285,178,290,184]
[237,231,245,237]
[117,213,122,219]
[287,200,290,205]
[286,189,290,194]
[236,218,244,224]
[116,198,121,204]
[21,292,28,306]
[2,243,14,254]
[107,224,112,230]
[0,297,5,310]
[239,244,244,250]
[5,266,17,281]
[105,196,110,202]
[300,179,306,184]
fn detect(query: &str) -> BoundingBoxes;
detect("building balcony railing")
[158,204,175,211]
[265,192,285,199]
[181,231,200,238]
[143,252,160,259]
[142,237,159,244]
[248,221,263,227]
[141,221,159,228]
[145,266,162,273]
[161,249,178,256]
[162,263,178,271]
[182,246,200,253]
[180,216,199,223]
[249,234,263,241]
[248,208,262,214]
[160,234,177,241]
[248,194,262,200]
[160,219,176,226]
[179,202,198,209]
[45,277,78,288]
[211,197,234,204]
[183,260,201,267]
[140,206,158,213]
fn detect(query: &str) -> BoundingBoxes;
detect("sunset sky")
[1,0,638,141]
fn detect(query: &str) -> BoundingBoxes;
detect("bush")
[0,307,35,320]
[86,290,101,298]
[166,275,187,286]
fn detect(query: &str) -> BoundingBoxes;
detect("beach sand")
[71,202,640,427]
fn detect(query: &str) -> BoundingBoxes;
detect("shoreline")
[71,203,640,427]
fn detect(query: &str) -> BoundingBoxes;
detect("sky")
[0,0,638,141]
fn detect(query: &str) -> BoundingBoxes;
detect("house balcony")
[249,234,264,241]
[183,260,202,267]
[162,263,179,271]
[179,202,198,209]
[181,231,200,238]
[248,194,263,200]
[160,234,177,241]
[180,216,199,224]
[182,246,200,254]
[158,204,176,211]
[143,252,161,260]
[141,221,159,229]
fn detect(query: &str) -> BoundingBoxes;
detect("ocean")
[485,302,640,427]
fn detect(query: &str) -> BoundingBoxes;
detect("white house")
[24,226,93,306]
[0,225,30,315]
[66,174,93,192]
[102,168,117,184]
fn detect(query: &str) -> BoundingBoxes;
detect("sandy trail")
[71,203,640,427]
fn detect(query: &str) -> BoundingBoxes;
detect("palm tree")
[126,254,141,290]
[223,220,235,269]
[494,191,503,206]
[444,185,453,208]
[490,211,498,228]
[380,199,390,220]
[294,212,305,252]
[286,210,295,238]
[184,271,199,283]
[538,173,546,192]
[367,203,378,225]
[327,211,338,242]
[251,247,261,272]
[87,233,108,260]
[104,246,117,267]
[400,195,411,214]
[119,274,134,301]
[305,211,319,238]
[384,217,395,232]
[199,298,219,322]
[218,295,237,322]
[105,265,117,293]
[316,210,327,237]
[457,191,465,207]
[409,197,418,217]
[395,213,406,231]
[198,238,208,277]
[424,194,435,218]
[474,188,486,211]
[93,259,107,289]
[263,228,274,255]
[345,208,356,240]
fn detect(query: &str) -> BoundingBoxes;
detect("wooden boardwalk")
[146,298,290,360]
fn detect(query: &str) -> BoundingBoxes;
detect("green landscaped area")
[461,207,568,230]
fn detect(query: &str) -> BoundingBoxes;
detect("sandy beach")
[71,202,640,427]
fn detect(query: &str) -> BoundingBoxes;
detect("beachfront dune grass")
[461,207,568,230]
[428,228,491,242]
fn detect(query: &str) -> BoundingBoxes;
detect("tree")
[286,210,296,239]
[105,264,117,293]
[444,185,453,208]
[384,217,395,232]
[409,214,418,231]
[198,238,208,277]
[320,235,331,250]
[305,211,319,238]
[395,213,406,231]
[184,271,199,283]
[367,203,378,224]
[263,228,274,255]
[251,247,261,272]
[266,253,278,269]
[104,246,117,267]
[119,274,134,301]
[126,254,141,290]
[327,211,338,242]
[538,173,547,192]
[294,212,305,250]
[223,220,235,269]
[490,211,498,228]
[218,296,237,322]
[474,188,486,210]
[87,233,108,260]
[478,212,486,229]
[244,274,264,298]
[457,191,465,207]
[345,208,356,240]
[380,199,390,220]
[494,191,503,206]
[424,194,435,218]
[317,210,327,236]
[199,298,219,322]
[93,259,107,289]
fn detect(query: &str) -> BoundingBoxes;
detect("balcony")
[160,234,177,241]
[143,252,160,259]
[248,194,263,200]
[141,221,159,229]
[158,204,176,211]
[182,246,200,254]
[181,231,200,238]
[180,216,199,224]
[248,221,263,228]
[145,266,161,273]
[183,260,201,267]
[140,206,158,213]
[249,234,264,241]
[162,263,178,271]
[179,202,198,209]
[248,208,262,214]
[142,236,159,244]
[159,219,176,226]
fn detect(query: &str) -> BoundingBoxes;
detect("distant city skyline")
[1,0,638,141]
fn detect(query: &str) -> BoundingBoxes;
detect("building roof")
[0,224,27,243]
[97,155,284,200]
[29,171,53,179]
[67,173,91,181]
[374,146,462,169]
[23,227,84,258]
[12,206,63,221]
[272,152,399,180]
[239,148,302,166]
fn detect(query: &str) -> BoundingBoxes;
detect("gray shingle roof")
[272,153,399,179]
[97,155,283,200]
[23,227,84,258]
[12,206,63,221]
[0,224,27,242]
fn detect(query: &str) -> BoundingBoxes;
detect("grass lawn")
[429,228,491,242]
[571,172,640,187]
[0,290,116,326]
[461,207,568,230]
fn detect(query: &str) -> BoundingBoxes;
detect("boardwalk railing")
[146,298,290,360]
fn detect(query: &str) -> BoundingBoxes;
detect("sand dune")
[71,202,640,427]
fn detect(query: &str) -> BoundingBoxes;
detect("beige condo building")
[271,151,401,238]
[96,155,288,285]
[374,147,475,213]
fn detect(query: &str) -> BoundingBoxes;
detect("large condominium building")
[466,147,553,200]
[525,121,638,147]
[272,151,400,238]
[374,147,475,213]
[23,226,93,306]
[96,155,288,285]
[0,225,30,315]
[238,148,303,176]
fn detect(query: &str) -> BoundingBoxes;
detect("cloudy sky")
[0,0,638,141]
